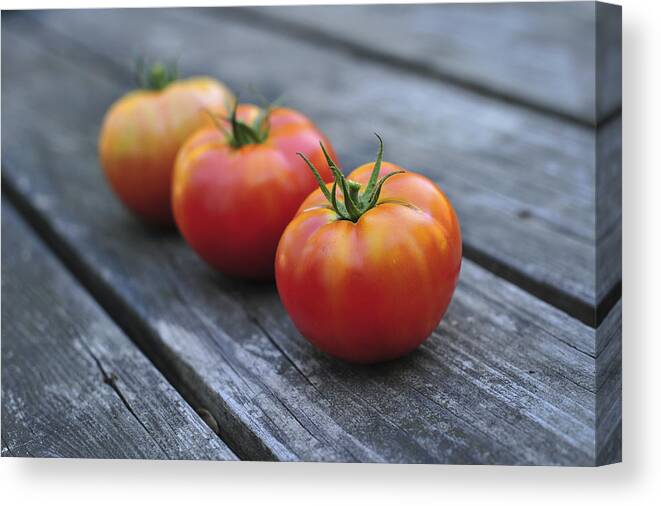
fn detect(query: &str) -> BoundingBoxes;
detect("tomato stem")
[208,98,276,148]
[298,135,404,222]
[135,58,178,91]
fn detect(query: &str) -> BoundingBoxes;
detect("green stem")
[209,98,273,148]
[362,133,384,197]
[135,58,178,91]
[297,134,404,222]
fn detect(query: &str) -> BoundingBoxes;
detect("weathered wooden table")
[1,4,621,465]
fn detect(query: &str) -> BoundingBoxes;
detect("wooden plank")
[233,2,621,125]
[594,5,622,326]
[18,8,614,326]
[2,19,606,464]
[596,3,622,123]
[595,301,622,465]
[596,113,622,321]
[1,200,237,460]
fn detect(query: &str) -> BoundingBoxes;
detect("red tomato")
[275,137,462,363]
[99,63,234,224]
[172,103,336,279]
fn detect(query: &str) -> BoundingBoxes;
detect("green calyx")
[298,134,404,222]
[227,100,271,148]
[208,98,273,149]
[135,58,178,91]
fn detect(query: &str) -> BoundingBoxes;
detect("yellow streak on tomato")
[172,138,223,203]
[100,91,148,158]
[278,208,335,274]
[321,220,357,343]
[99,76,234,224]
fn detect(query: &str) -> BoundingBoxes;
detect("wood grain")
[595,301,622,465]
[1,201,237,460]
[232,2,621,125]
[596,114,622,320]
[15,7,617,325]
[1,19,610,464]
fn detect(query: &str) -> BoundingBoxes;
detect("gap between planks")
[217,6,619,129]
[1,198,238,460]
[1,183,247,461]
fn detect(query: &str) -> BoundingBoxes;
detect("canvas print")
[1,2,621,465]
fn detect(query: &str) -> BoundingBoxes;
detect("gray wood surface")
[14,7,618,325]
[2,16,611,464]
[596,3,622,123]
[595,301,622,465]
[596,114,622,321]
[1,201,237,460]
[234,2,621,125]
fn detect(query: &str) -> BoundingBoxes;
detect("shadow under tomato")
[207,268,276,295]
[199,253,429,374]
[323,345,424,374]
[122,212,179,239]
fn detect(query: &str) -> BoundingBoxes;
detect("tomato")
[99,62,234,223]
[172,103,336,279]
[275,137,462,363]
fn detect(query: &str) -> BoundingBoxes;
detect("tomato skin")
[275,163,462,364]
[99,77,234,224]
[172,105,336,279]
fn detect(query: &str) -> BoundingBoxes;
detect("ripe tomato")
[275,137,462,363]
[99,62,234,223]
[172,103,336,279]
